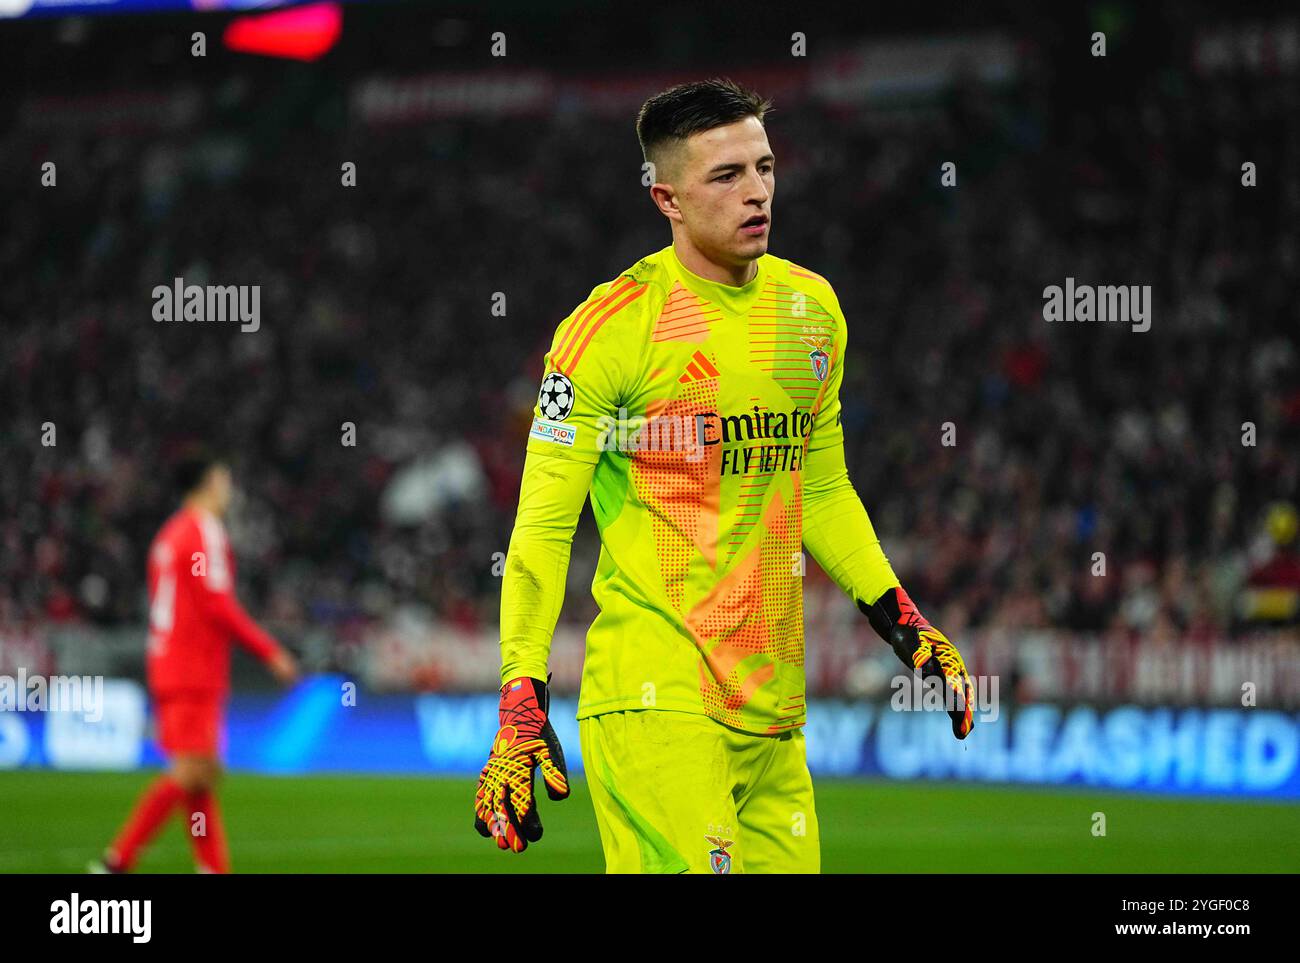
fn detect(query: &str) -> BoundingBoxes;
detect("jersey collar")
[667,244,767,315]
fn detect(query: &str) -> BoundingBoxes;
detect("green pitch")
[0,770,1295,873]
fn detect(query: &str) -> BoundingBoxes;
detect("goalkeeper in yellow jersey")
[473,77,974,873]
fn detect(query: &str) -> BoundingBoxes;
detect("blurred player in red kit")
[91,449,299,874]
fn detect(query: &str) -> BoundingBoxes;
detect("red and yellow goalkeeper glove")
[473,675,570,852]
[861,586,975,739]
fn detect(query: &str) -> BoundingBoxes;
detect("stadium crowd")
[2,51,1297,685]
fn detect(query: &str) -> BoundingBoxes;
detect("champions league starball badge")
[538,372,575,421]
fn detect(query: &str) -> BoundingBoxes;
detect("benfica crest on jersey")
[705,834,734,874]
[800,335,832,382]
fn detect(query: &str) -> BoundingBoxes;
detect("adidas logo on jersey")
[678,350,721,384]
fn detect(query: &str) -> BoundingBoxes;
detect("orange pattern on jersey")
[652,282,719,342]
[749,281,837,410]
[787,263,830,287]
[687,547,775,728]
[630,382,722,603]
[552,278,633,370]
[677,480,806,730]
[554,277,647,375]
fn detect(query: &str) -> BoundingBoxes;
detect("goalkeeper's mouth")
[740,214,769,235]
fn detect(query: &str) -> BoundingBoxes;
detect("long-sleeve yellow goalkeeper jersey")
[500,244,900,734]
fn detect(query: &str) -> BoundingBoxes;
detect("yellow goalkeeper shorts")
[578,708,820,874]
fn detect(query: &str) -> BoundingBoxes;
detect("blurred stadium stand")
[0,2,1297,707]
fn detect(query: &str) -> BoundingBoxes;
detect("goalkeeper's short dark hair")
[636,78,773,181]
[171,445,224,497]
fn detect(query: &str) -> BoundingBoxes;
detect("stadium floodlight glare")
[223,1,342,62]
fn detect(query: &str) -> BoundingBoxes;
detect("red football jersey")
[145,506,282,697]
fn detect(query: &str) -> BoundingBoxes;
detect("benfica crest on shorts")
[800,335,832,382]
[705,834,734,874]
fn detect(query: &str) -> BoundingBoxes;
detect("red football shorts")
[154,695,224,756]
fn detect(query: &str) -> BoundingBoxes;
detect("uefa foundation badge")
[530,371,578,446]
